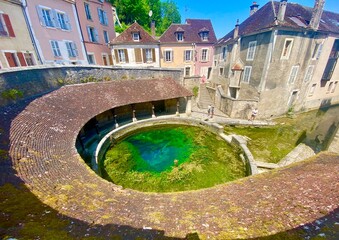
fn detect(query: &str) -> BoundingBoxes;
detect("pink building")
[24,0,87,65]
[75,0,116,66]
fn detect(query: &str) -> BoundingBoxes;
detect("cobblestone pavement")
[0,82,338,239]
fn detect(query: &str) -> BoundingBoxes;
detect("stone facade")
[210,0,339,119]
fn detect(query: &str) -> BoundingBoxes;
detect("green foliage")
[80,75,98,83]
[192,86,199,98]
[111,0,181,35]
[1,88,24,101]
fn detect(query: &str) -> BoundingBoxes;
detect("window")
[176,32,184,42]
[87,26,99,42]
[84,3,92,20]
[242,66,252,83]
[56,12,70,30]
[164,50,173,62]
[24,53,35,66]
[221,46,227,60]
[201,49,208,62]
[322,40,339,81]
[184,50,192,61]
[145,48,153,62]
[200,32,209,41]
[281,38,293,59]
[327,82,333,93]
[65,42,78,57]
[132,32,139,41]
[219,68,224,76]
[98,8,108,25]
[103,30,109,44]
[332,81,338,93]
[304,65,314,82]
[50,40,61,57]
[0,13,15,37]
[309,84,316,96]
[87,54,95,64]
[312,43,323,59]
[4,52,19,67]
[288,65,299,84]
[185,67,191,77]
[102,54,108,65]
[41,8,54,27]
[118,49,126,63]
[246,41,257,61]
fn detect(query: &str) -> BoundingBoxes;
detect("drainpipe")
[21,0,42,64]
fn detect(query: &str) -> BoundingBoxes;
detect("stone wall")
[0,66,183,107]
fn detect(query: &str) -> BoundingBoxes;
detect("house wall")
[160,44,195,76]
[194,44,214,78]
[0,0,37,69]
[75,0,116,66]
[112,44,160,67]
[26,0,87,65]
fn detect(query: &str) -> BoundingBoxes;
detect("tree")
[110,0,181,35]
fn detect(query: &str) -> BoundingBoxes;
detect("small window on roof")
[176,32,184,42]
[200,32,209,41]
[132,32,140,41]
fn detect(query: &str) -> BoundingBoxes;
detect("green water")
[101,125,246,192]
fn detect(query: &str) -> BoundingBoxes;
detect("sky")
[174,0,339,39]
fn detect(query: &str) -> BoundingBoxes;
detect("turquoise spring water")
[123,126,195,172]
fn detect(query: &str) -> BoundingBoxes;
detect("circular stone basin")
[100,125,246,192]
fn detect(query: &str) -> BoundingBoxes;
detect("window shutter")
[66,42,72,57]
[109,54,113,65]
[3,14,15,37]
[134,48,142,63]
[142,49,146,63]
[94,28,99,42]
[103,11,108,25]
[86,26,92,41]
[97,8,102,23]
[36,6,45,26]
[114,49,119,63]
[124,49,129,63]
[152,49,156,62]
[171,50,174,61]
[72,43,78,57]
[17,52,27,66]
[5,52,17,67]
[52,10,60,29]
[65,13,71,30]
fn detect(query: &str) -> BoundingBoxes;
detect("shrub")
[1,89,24,101]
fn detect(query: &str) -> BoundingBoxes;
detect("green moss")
[1,88,24,101]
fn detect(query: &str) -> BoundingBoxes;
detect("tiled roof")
[218,1,339,45]
[111,22,159,45]
[159,19,217,44]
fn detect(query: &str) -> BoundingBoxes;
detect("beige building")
[0,0,38,69]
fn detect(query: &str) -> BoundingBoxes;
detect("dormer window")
[176,32,184,42]
[200,32,209,41]
[132,32,140,41]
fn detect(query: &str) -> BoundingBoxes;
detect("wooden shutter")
[114,49,119,63]
[134,48,142,63]
[52,10,60,29]
[124,49,129,63]
[3,14,15,37]
[5,52,17,67]
[17,52,27,66]
[152,49,156,62]
[142,49,146,63]
[36,6,45,26]
[109,54,113,65]
[65,13,71,30]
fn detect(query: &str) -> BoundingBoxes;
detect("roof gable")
[111,22,158,44]
[159,19,217,44]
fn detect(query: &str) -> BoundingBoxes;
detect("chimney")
[151,20,156,37]
[250,2,259,16]
[277,0,288,22]
[233,19,240,39]
[309,0,325,30]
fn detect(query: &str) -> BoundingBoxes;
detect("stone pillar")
[132,109,137,122]
[114,115,119,128]
[185,96,192,117]
[152,104,156,118]
[176,99,180,116]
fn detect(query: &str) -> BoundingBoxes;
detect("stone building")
[0,0,38,69]
[209,0,339,119]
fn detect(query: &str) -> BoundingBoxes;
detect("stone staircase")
[197,83,214,109]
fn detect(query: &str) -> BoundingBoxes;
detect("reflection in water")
[304,105,339,152]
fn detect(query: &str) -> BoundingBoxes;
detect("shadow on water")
[302,104,339,152]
